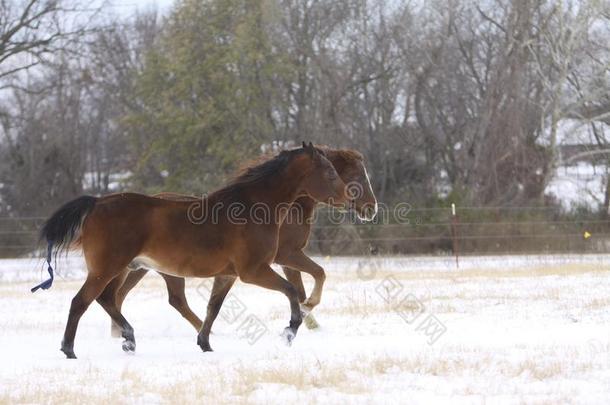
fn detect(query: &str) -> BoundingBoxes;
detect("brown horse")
[36,143,349,359]
[107,147,377,350]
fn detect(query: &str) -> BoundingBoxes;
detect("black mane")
[211,148,306,200]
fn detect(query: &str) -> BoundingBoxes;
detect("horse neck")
[245,166,308,219]
[292,196,316,218]
[324,149,349,177]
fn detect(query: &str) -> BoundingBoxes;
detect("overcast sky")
[109,0,174,16]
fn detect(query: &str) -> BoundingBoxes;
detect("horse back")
[80,193,237,277]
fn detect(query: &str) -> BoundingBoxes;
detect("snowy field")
[2,254,610,404]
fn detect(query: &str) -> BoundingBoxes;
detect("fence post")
[450,203,460,269]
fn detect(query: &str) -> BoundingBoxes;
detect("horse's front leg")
[238,264,302,346]
[277,251,325,329]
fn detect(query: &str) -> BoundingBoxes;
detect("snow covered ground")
[2,255,610,404]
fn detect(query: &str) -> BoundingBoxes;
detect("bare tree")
[526,0,610,194]
[0,0,99,85]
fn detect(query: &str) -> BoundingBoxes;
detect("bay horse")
[107,147,377,349]
[34,143,350,359]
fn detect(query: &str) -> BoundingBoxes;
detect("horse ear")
[302,141,315,157]
[302,141,307,149]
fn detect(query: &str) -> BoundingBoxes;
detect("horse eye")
[327,169,337,179]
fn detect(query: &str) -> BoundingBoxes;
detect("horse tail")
[32,196,98,293]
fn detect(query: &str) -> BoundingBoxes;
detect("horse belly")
[134,247,229,278]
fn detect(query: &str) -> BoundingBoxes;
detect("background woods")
[0,0,609,255]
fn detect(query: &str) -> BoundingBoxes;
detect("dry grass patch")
[584,297,610,310]
[326,263,610,284]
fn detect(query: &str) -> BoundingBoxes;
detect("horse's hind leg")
[110,267,149,337]
[97,276,137,353]
[61,272,119,359]
[197,275,236,352]
[160,273,204,332]
[116,268,149,309]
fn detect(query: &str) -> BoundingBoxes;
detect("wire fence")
[1,205,608,258]
[308,205,610,255]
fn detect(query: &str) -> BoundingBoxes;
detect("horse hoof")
[280,327,296,346]
[197,336,213,352]
[61,347,77,359]
[122,340,136,353]
[199,341,213,352]
[304,313,320,330]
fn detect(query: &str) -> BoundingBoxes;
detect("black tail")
[31,196,98,293]
[40,195,98,256]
